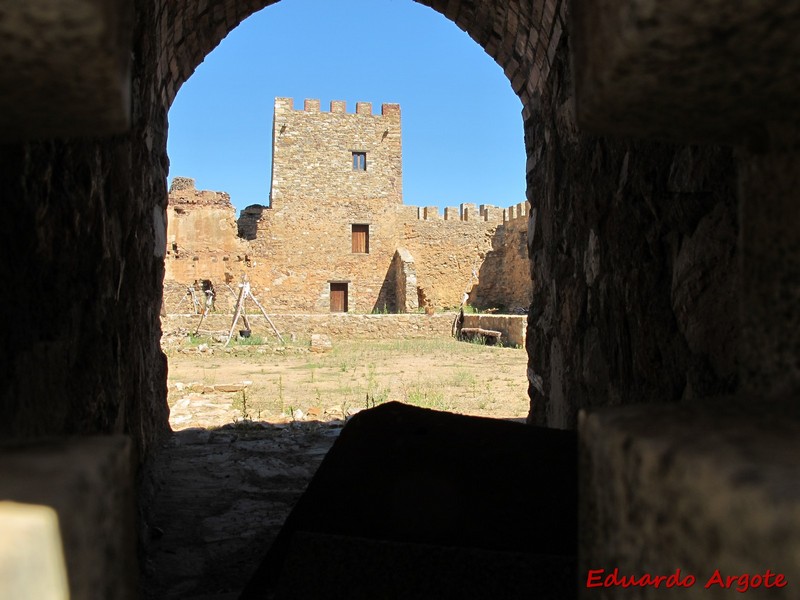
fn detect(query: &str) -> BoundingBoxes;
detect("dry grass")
[165,336,529,422]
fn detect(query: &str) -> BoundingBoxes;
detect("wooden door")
[330,282,348,313]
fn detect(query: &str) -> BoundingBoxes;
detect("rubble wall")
[401,216,496,311]
[469,205,532,312]
[162,313,455,340]
[525,36,739,428]
[165,177,245,285]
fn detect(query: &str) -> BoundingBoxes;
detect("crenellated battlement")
[503,201,531,224]
[413,201,530,224]
[271,97,403,206]
[274,97,400,118]
[166,96,532,317]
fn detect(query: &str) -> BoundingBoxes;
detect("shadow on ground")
[141,420,342,600]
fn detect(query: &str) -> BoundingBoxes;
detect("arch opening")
[148,1,551,596]
[161,0,535,426]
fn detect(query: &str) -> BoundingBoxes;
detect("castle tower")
[269,98,402,207]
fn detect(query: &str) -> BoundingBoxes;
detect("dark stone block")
[240,401,577,599]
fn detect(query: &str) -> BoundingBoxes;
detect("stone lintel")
[579,399,800,598]
[571,0,800,144]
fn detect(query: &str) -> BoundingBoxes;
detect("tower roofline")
[274,97,400,117]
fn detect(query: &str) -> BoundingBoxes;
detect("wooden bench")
[459,327,502,344]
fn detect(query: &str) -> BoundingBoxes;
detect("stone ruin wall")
[165,97,531,317]
[163,178,531,317]
[401,202,531,312]
[468,203,531,312]
[163,177,248,313]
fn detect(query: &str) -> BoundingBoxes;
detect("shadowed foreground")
[241,402,577,600]
[142,422,340,599]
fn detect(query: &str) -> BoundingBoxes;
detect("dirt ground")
[163,336,531,429]
[143,335,531,599]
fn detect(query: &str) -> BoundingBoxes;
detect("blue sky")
[167,0,526,215]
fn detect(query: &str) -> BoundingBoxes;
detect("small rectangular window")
[352,224,369,254]
[352,152,367,171]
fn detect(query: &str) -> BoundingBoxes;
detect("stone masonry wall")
[401,217,494,310]
[160,98,526,315]
[165,181,528,315]
[165,177,246,286]
[163,313,455,340]
[165,187,524,314]
[470,206,531,311]
[525,33,739,428]
[271,98,402,206]
[0,0,169,459]
[231,97,529,313]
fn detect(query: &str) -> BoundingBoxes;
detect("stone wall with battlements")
[469,204,531,311]
[163,178,531,315]
[270,98,402,207]
[163,98,530,316]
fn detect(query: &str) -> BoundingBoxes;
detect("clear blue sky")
[167,0,526,215]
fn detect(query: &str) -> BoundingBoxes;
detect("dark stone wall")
[0,0,743,457]
[525,34,740,428]
[159,0,567,112]
[0,0,170,460]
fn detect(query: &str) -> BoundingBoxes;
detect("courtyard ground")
[163,336,530,428]
[143,335,529,599]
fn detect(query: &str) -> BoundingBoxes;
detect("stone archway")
[0,0,742,449]
[3,1,799,597]
[154,0,740,434]
[156,0,563,112]
[155,0,566,422]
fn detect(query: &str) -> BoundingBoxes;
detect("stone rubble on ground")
[309,333,333,353]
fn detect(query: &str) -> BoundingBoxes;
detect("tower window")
[352,152,367,171]
[352,224,369,254]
